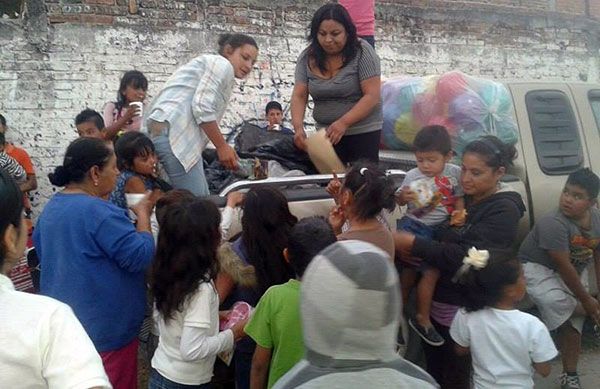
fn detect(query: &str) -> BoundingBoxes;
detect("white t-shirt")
[152,280,234,385]
[450,307,557,389]
[0,274,110,389]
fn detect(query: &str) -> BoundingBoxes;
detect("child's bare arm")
[533,361,552,377]
[124,176,148,194]
[454,342,470,356]
[250,345,272,389]
[550,250,600,324]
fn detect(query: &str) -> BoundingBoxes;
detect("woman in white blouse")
[145,33,259,197]
[0,169,111,389]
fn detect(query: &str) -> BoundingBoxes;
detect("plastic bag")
[381,71,519,156]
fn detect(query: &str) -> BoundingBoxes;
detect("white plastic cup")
[130,102,143,117]
[125,193,145,220]
[125,193,145,208]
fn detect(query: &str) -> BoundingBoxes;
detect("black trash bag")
[234,122,291,154]
[242,137,317,174]
[204,159,248,195]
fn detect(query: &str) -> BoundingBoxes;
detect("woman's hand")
[294,129,307,151]
[130,190,160,218]
[217,144,239,170]
[326,120,348,145]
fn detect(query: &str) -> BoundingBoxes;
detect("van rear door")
[507,82,592,224]
[568,84,600,174]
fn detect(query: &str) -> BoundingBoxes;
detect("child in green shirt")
[245,217,337,388]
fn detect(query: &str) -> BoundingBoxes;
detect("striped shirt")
[0,151,26,182]
[145,54,235,172]
[294,39,382,136]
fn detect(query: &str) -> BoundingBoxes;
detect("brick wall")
[1,0,599,216]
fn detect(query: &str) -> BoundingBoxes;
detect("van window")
[589,90,600,134]
[525,90,583,175]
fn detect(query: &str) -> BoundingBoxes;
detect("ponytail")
[463,135,517,170]
[343,161,396,221]
[217,33,258,55]
[456,250,521,312]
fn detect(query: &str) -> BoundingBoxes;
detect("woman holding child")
[291,3,382,164]
[33,137,156,389]
[395,136,526,388]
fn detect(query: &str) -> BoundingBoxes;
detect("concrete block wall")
[0,0,599,216]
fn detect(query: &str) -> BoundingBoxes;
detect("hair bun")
[218,33,233,47]
[48,165,70,187]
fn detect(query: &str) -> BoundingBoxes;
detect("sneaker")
[559,372,582,389]
[593,324,600,339]
[409,318,445,346]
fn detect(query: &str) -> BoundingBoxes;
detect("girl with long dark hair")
[103,70,148,140]
[150,199,246,388]
[217,186,298,389]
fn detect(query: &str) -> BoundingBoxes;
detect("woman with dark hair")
[33,137,156,389]
[216,186,298,389]
[149,199,247,388]
[394,135,527,388]
[103,70,148,140]
[292,2,382,164]
[146,33,259,196]
[0,169,111,388]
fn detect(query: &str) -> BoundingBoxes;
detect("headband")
[476,138,502,157]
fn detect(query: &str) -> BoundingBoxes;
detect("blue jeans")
[151,133,210,197]
[148,369,212,389]
[397,216,434,240]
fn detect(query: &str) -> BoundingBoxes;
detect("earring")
[94,181,99,187]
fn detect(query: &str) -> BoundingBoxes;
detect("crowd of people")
[1,2,600,389]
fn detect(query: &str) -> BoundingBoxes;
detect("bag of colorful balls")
[381,71,519,157]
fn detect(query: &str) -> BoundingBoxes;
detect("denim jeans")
[151,132,210,197]
[396,216,434,240]
[148,369,212,389]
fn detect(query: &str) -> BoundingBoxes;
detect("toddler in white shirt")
[450,250,558,389]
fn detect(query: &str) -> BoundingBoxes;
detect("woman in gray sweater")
[291,3,382,165]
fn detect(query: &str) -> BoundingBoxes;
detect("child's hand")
[583,296,600,325]
[399,187,418,204]
[122,104,139,122]
[226,191,244,208]
[450,209,467,227]
[326,172,342,203]
[219,310,232,321]
[328,205,346,234]
[231,316,249,341]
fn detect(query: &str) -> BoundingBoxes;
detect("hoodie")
[412,186,526,306]
[274,240,438,389]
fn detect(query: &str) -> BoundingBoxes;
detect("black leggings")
[423,318,472,389]
[333,129,381,165]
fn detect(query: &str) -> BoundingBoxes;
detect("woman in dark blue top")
[33,137,156,389]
